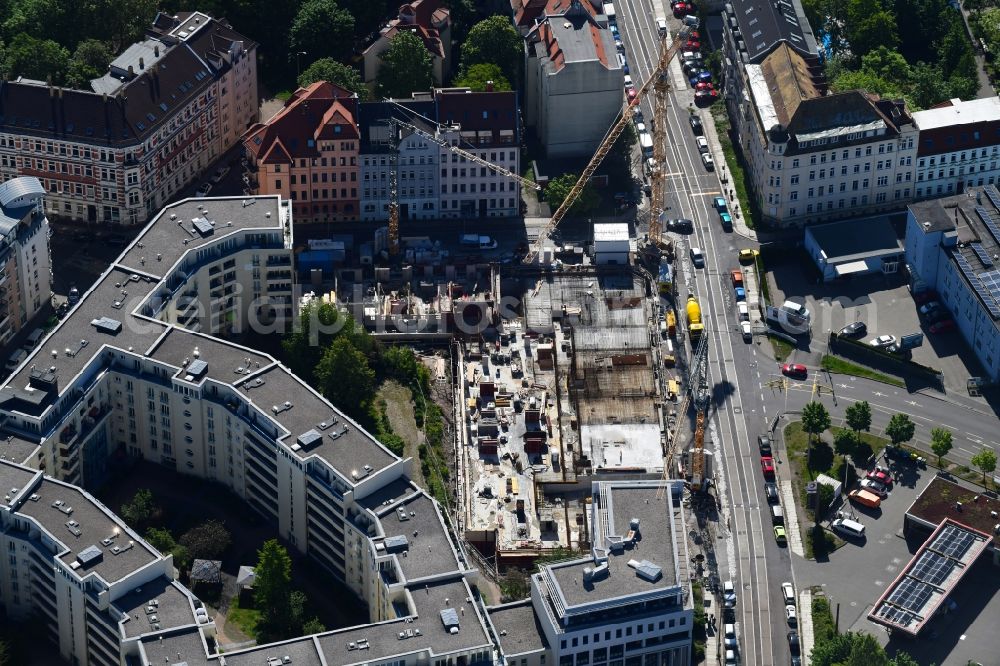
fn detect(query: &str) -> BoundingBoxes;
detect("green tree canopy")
[376,31,434,99]
[145,527,190,571]
[834,428,859,457]
[811,631,919,666]
[545,173,600,216]
[298,58,368,99]
[845,400,872,434]
[255,539,293,637]
[2,34,70,84]
[970,446,997,485]
[885,413,915,446]
[459,16,523,88]
[801,401,832,441]
[120,489,157,529]
[316,336,376,421]
[290,0,355,62]
[66,39,114,89]
[845,0,899,58]
[454,63,511,92]
[179,520,232,560]
[930,427,953,467]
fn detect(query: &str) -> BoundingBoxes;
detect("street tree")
[545,173,600,216]
[885,413,915,447]
[297,58,368,99]
[970,447,997,486]
[290,0,355,62]
[930,427,953,467]
[460,16,523,88]
[845,400,872,434]
[801,401,832,468]
[454,63,511,92]
[833,428,858,457]
[376,31,433,99]
[179,520,232,560]
[255,540,293,636]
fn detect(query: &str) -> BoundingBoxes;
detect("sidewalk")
[799,588,815,666]
[703,586,721,665]
[699,103,758,243]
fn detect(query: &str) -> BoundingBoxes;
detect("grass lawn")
[227,597,261,639]
[811,593,838,644]
[820,355,905,388]
[769,335,795,362]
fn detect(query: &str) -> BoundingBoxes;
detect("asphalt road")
[616,2,794,664]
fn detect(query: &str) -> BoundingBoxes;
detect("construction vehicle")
[382,113,540,256]
[526,29,689,264]
[665,309,676,337]
[686,295,704,342]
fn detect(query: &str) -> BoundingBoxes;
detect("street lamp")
[295,51,307,77]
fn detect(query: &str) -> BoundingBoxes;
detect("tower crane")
[525,28,688,264]
[383,115,540,255]
[658,331,710,499]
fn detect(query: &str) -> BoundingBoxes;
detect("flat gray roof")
[118,196,284,278]
[113,577,197,639]
[0,433,43,465]
[359,477,420,511]
[17,478,159,583]
[377,492,460,580]
[317,578,491,665]
[546,482,681,609]
[238,366,398,477]
[223,636,324,666]
[806,215,902,262]
[487,601,548,656]
[141,628,212,666]
[150,328,275,386]
[0,460,39,502]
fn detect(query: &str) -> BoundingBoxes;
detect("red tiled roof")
[241,81,358,162]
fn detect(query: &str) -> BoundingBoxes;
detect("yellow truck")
[686,296,704,342]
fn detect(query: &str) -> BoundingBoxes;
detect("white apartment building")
[905,186,1000,383]
[912,97,1000,200]
[0,11,257,226]
[521,0,623,159]
[0,177,52,345]
[731,44,918,227]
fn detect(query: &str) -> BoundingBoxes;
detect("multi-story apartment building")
[726,40,918,227]
[912,97,1000,200]
[242,82,361,224]
[905,185,1000,383]
[0,192,695,666]
[0,11,257,226]
[0,176,52,345]
[362,0,453,88]
[520,0,623,158]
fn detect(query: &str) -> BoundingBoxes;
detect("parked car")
[760,456,775,478]
[839,321,867,338]
[869,466,893,486]
[918,301,943,317]
[758,434,772,455]
[869,334,896,348]
[885,343,912,359]
[689,71,712,86]
[695,89,719,106]
[774,525,787,544]
[665,218,694,233]
[781,363,807,378]
[738,248,758,264]
[764,481,779,503]
[719,211,733,228]
[723,580,737,608]
[788,631,801,657]
[785,605,797,626]
[672,2,691,17]
[195,182,212,197]
[635,121,647,134]
[929,319,956,333]
[734,286,746,301]
[724,623,737,649]
[740,321,753,341]
[696,136,709,152]
[701,153,715,170]
[626,86,637,100]
[689,115,703,134]
[860,478,888,497]
[781,582,795,605]
[714,196,728,212]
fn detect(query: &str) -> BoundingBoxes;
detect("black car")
[764,481,779,503]
[689,115,703,134]
[839,321,867,338]
[682,60,702,75]
[758,434,772,455]
[788,631,800,656]
[666,218,694,233]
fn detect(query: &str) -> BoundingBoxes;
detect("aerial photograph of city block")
[0,0,996,664]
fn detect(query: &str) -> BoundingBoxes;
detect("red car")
[685,40,701,50]
[867,468,893,487]
[781,363,807,378]
[673,3,691,16]
[929,319,956,334]
[688,30,701,40]
[626,86,637,100]
[695,82,714,91]
[761,456,775,478]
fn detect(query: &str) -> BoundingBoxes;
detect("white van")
[737,302,749,321]
[656,17,667,35]
[23,328,44,351]
[831,518,865,539]
[781,300,811,322]
[5,349,26,373]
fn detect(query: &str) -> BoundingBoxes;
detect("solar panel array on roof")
[985,184,1000,211]
[886,578,934,612]
[930,524,977,559]
[975,205,1000,247]
[872,604,918,628]
[971,243,994,268]
[909,550,954,586]
[955,253,1000,318]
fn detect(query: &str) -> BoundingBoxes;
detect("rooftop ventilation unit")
[628,558,663,582]
[440,608,460,633]
[396,507,410,522]
[294,429,322,451]
[384,534,409,553]
[185,359,208,381]
[272,401,293,415]
[192,216,214,237]
[77,545,103,567]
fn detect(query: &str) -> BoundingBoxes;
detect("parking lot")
[791,461,1000,665]
[768,262,983,393]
